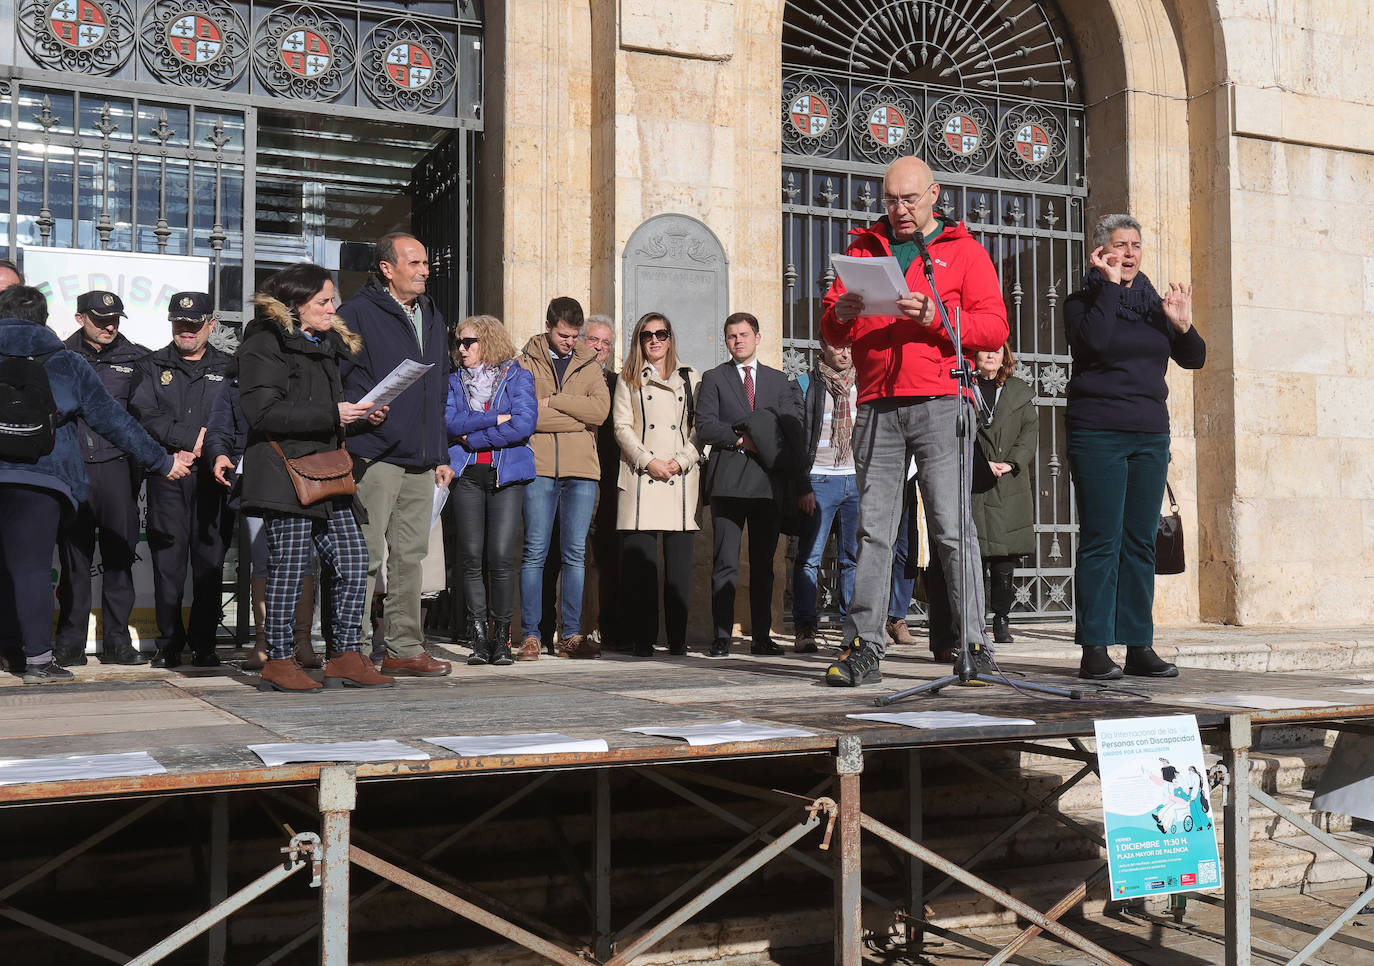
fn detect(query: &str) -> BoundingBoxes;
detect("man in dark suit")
[695,312,803,657]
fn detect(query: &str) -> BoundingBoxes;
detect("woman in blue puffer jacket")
[445,314,536,666]
[0,286,188,683]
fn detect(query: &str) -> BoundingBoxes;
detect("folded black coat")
[732,406,808,535]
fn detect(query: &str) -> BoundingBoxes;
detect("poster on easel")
[1094,715,1222,900]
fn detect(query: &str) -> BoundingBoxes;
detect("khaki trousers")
[355,458,433,659]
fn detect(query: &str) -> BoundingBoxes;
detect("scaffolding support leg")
[834,735,863,966]
[594,770,612,961]
[208,793,228,966]
[905,748,923,952]
[1224,713,1252,966]
[318,766,356,966]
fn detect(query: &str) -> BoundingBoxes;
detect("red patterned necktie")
[744,365,755,410]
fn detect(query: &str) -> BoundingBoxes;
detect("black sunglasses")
[456,337,480,350]
[639,329,671,343]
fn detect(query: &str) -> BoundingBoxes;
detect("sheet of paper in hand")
[830,254,909,318]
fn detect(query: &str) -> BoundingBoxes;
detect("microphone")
[911,228,934,276]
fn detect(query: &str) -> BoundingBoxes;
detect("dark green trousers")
[1067,429,1169,648]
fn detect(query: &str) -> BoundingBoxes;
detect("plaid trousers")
[263,504,369,660]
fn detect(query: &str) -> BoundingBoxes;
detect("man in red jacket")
[819,156,1009,686]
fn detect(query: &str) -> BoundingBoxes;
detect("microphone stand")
[875,235,1082,705]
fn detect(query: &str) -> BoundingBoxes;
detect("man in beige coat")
[517,297,611,660]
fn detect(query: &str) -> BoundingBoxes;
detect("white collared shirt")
[734,359,757,386]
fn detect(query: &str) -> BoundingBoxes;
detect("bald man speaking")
[819,156,1009,687]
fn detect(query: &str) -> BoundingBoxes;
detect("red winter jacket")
[820,215,1009,404]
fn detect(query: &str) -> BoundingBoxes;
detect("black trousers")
[145,468,231,654]
[453,465,523,624]
[56,458,140,654]
[927,550,1017,652]
[0,484,65,662]
[709,496,780,642]
[621,529,694,648]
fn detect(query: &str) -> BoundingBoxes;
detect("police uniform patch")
[160,370,173,385]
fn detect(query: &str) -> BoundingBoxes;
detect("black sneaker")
[955,646,998,685]
[151,648,182,669]
[825,642,881,687]
[1078,645,1123,680]
[22,659,76,684]
[191,651,222,668]
[1124,647,1178,678]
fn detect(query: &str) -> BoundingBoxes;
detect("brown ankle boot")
[258,658,323,693]
[243,577,269,670]
[325,649,396,689]
[293,576,322,669]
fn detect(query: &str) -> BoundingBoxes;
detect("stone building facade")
[477,0,1374,628]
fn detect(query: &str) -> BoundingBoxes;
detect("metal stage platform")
[2,649,1373,965]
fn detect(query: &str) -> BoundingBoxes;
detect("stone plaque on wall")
[622,214,729,376]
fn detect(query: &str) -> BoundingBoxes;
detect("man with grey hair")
[338,232,455,677]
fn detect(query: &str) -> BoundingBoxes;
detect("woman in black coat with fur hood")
[237,263,392,693]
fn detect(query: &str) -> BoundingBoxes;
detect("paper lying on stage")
[1171,694,1345,711]
[847,711,1035,729]
[0,751,167,786]
[624,720,816,747]
[1312,731,1374,822]
[248,740,430,766]
[425,733,609,757]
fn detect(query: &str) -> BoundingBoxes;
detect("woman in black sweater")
[1065,215,1206,681]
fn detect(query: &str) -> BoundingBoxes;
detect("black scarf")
[1083,266,1161,323]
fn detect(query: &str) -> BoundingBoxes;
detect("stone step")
[977,623,1374,675]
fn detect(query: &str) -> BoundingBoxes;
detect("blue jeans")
[889,503,915,620]
[792,473,859,627]
[521,476,597,638]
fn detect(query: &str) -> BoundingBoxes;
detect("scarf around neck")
[818,361,856,467]
[461,360,504,411]
[1083,266,1161,324]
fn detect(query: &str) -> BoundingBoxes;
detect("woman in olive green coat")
[971,343,1038,644]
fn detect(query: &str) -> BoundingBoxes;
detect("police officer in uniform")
[130,292,232,668]
[54,291,151,667]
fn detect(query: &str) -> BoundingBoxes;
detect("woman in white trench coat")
[614,312,702,657]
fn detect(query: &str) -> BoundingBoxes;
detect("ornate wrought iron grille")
[782,0,1087,620]
[0,79,249,319]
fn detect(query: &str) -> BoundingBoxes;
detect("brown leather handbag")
[270,440,356,506]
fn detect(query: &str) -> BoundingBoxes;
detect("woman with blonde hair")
[614,312,702,657]
[445,314,537,665]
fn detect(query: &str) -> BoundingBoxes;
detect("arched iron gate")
[781,0,1087,620]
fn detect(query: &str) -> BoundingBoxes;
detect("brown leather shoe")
[326,650,397,688]
[557,634,601,659]
[885,617,914,645]
[515,634,542,662]
[258,658,323,693]
[380,651,452,677]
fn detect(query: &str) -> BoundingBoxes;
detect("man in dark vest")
[130,292,233,668]
[55,291,151,666]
